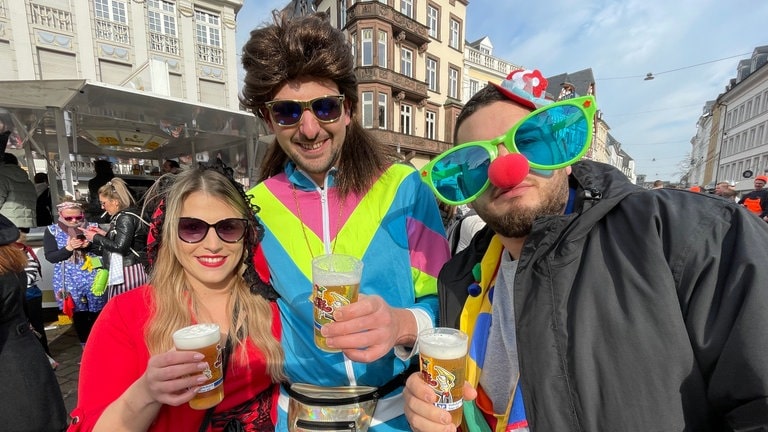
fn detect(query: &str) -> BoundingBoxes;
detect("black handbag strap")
[198,338,232,432]
[283,361,419,405]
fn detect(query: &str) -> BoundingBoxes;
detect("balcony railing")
[30,2,72,32]
[95,18,130,45]
[356,66,427,101]
[347,2,429,48]
[149,32,179,56]
[196,43,223,65]
[465,46,521,76]
[368,129,451,156]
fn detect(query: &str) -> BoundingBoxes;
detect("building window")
[400,103,412,135]
[378,93,388,129]
[339,0,347,28]
[448,67,459,99]
[427,5,438,39]
[469,79,479,98]
[425,110,436,140]
[426,57,437,92]
[400,47,412,77]
[362,91,374,128]
[94,0,127,23]
[378,31,387,68]
[400,0,413,18]
[361,29,373,66]
[148,0,176,36]
[195,9,223,64]
[449,18,460,49]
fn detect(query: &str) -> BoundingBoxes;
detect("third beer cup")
[172,323,225,410]
[419,327,469,426]
[311,254,363,352]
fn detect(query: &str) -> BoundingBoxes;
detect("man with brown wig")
[241,11,450,432]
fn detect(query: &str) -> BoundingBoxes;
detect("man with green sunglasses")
[405,69,768,431]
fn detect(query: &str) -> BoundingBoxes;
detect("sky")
[234,0,768,182]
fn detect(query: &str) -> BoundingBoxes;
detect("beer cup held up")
[419,327,469,426]
[311,254,363,352]
[172,323,225,410]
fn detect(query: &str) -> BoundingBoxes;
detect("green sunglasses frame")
[420,95,597,205]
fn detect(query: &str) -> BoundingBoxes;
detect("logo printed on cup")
[419,328,468,427]
[311,254,363,352]
[172,323,225,410]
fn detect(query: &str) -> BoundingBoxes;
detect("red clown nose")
[488,153,529,189]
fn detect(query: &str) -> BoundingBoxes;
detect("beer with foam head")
[172,323,224,410]
[311,254,363,352]
[419,328,468,426]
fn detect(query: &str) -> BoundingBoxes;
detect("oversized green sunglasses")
[420,95,597,205]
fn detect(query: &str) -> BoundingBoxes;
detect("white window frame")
[400,103,412,135]
[448,67,458,99]
[378,93,388,129]
[427,5,438,38]
[426,57,437,92]
[195,9,221,48]
[425,110,436,140]
[449,18,460,49]
[148,0,176,36]
[400,47,413,77]
[400,0,413,18]
[361,29,373,66]
[469,79,480,98]
[362,91,374,128]
[378,31,387,68]
[339,0,347,28]
[94,0,127,23]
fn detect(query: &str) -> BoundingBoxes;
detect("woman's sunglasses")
[264,95,345,127]
[63,215,84,222]
[421,96,597,205]
[177,217,248,244]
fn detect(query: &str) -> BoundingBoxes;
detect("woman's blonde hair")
[98,177,134,210]
[145,168,284,381]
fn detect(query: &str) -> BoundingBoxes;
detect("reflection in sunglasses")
[265,95,345,127]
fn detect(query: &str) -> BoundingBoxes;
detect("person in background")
[82,178,148,300]
[44,200,106,347]
[15,229,57,368]
[446,204,486,255]
[34,172,54,227]
[0,152,37,230]
[714,181,739,203]
[738,175,768,221]
[0,213,68,432]
[71,167,285,431]
[87,159,115,222]
[651,179,664,189]
[161,159,181,174]
[241,11,449,431]
[404,71,768,431]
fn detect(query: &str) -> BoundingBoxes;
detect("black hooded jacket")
[439,160,768,431]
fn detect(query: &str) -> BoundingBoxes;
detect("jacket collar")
[285,161,338,192]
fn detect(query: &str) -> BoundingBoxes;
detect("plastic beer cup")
[172,323,224,410]
[419,327,469,426]
[311,254,363,352]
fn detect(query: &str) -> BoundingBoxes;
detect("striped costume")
[249,162,449,431]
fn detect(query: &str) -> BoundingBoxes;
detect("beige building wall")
[0,0,243,109]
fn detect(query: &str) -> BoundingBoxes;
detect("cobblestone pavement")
[48,323,81,416]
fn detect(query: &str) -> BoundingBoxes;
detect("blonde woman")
[70,167,284,431]
[82,177,148,300]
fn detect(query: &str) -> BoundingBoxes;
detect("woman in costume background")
[43,199,106,347]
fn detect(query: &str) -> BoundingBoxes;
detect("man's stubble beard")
[475,171,570,239]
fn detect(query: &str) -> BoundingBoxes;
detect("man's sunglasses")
[421,96,597,205]
[63,215,84,222]
[264,95,345,127]
[177,217,249,244]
